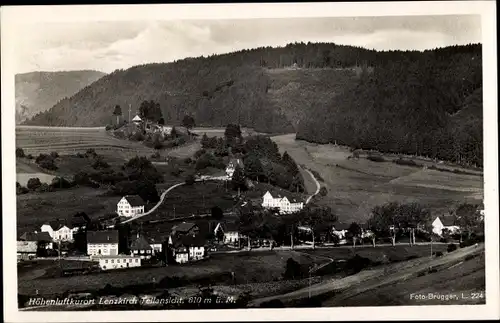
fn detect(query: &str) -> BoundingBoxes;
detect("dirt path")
[303,168,321,204]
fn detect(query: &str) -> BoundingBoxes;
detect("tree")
[182,115,196,130]
[231,165,246,192]
[201,133,209,148]
[282,258,303,280]
[16,148,25,158]
[224,124,242,144]
[139,100,163,122]
[211,206,224,220]
[113,105,122,125]
[244,153,264,181]
[170,127,178,139]
[158,117,165,126]
[454,203,482,240]
[27,178,42,190]
[399,202,431,246]
[347,222,362,248]
[215,227,225,242]
[369,202,401,246]
[300,206,337,249]
[185,174,196,185]
[282,151,299,175]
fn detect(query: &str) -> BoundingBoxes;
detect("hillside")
[25,42,482,166]
[15,70,105,123]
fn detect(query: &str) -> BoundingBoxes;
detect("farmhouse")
[213,222,243,244]
[262,191,304,214]
[432,216,460,236]
[19,232,53,249]
[331,223,350,240]
[117,195,145,217]
[130,233,154,259]
[87,230,119,256]
[225,158,244,178]
[170,234,207,264]
[132,115,142,124]
[97,254,142,270]
[169,222,199,241]
[41,222,78,242]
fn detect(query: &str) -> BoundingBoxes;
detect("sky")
[14,15,481,74]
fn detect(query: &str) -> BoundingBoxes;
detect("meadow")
[271,134,484,223]
[18,250,325,297]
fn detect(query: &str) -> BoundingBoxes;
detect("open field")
[271,134,484,223]
[16,187,118,233]
[250,244,485,307]
[189,127,265,138]
[303,244,448,262]
[18,250,326,297]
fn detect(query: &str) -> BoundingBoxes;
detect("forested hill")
[25,42,482,166]
[296,44,482,167]
[15,70,105,124]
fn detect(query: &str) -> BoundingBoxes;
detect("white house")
[97,254,141,270]
[262,191,304,214]
[331,223,350,242]
[117,195,145,217]
[432,216,460,236]
[130,233,153,259]
[169,234,206,264]
[214,222,243,244]
[225,158,244,178]
[41,223,78,242]
[87,230,119,256]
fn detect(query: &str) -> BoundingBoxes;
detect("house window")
[105,260,108,263]
[135,259,138,263]
[111,259,114,263]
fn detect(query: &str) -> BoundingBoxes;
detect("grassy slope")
[16,187,117,234]
[271,134,483,223]
[16,70,105,124]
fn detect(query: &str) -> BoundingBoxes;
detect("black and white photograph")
[1,2,499,321]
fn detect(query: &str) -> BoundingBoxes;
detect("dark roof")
[440,216,456,226]
[332,223,350,231]
[221,222,240,232]
[124,195,145,207]
[86,230,119,244]
[20,232,52,242]
[172,222,198,234]
[44,221,74,230]
[130,234,153,250]
[172,234,206,248]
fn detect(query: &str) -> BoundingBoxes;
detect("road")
[303,167,321,204]
[248,243,483,307]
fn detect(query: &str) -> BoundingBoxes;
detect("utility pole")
[128,104,131,122]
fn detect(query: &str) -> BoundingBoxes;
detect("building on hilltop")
[86,230,119,256]
[262,191,304,214]
[117,195,145,217]
[225,158,244,179]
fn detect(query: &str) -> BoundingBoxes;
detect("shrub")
[447,243,458,253]
[73,171,90,185]
[170,166,182,176]
[129,131,145,141]
[367,155,385,162]
[26,154,33,159]
[50,151,59,158]
[282,258,303,280]
[433,251,444,257]
[185,174,196,185]
[16,186,29,195]
[16,148,25,158]
[75,152,85,158]
[319,187,328,196]
[37,183,53,193]
[393,158,418,167]
[105,124,113,131]
[184,157,193,164]
[92,157,110,170]
[27,178,42,190]
[38,158,58,170]
[151,151,161,159]
[194,149,206,159]
[50,177,73,189]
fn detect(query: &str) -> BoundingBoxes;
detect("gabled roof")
[123,195,145,207]
[20,232,52,242]
[332,223,350,231]
[172,222,198,234]
[440,216,457,227]
[86,230,119,244]
[171,234,206,248]
[130,234,153,250]
[132,115,142,122]
[42,221,74,231]
[217,222,240,233]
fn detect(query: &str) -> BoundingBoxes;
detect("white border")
[2,2,498,322]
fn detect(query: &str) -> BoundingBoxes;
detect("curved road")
[303,168,321,204]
